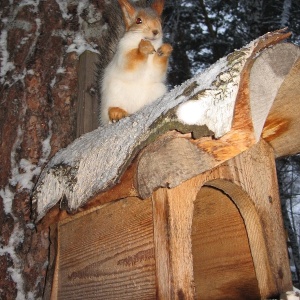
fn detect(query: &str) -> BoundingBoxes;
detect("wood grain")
[262,57,300,156]
[202,140,293,298]
[152,189,171,300]
[76,51,99,137]
[137,136,215,199]
[151,178,200,299]
[250,43,300,142]
[192,186,260,300]
[53,197,156,299]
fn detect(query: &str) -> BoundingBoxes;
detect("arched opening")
[192,183,261,300]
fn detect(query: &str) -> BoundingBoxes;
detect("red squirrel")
[99,0,172,125]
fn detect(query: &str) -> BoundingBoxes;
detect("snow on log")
[32,29,296,221]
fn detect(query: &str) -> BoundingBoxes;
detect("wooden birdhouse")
[34,30,300,299]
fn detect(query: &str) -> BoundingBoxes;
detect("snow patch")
[0,223,25,299]
[176,49,246,137]
[56,67,66,74]
[0,29,16,84]
[40,120,52,164]
[0,186,15,215]
[55,0,72,20]
[10,159,41,190]
[67,33,99,56]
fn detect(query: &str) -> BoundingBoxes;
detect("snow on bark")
[0,29,15,84]
[1,0,104,298]
[33,36,260,221]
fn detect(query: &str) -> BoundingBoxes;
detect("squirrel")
[98,0,173,125]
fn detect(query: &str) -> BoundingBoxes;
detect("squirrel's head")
[118,0,164,42]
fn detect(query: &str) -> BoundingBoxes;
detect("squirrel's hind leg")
[108,107,129,123]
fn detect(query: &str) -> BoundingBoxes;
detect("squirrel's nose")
[152,30,159,36]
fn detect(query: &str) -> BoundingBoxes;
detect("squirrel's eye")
[136,17,142,24]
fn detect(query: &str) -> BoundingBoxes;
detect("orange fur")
[109,107,129,122]
[154,43,173,72]
[151,0,164,16]
[118,0,136,30]
[125,39,155,71]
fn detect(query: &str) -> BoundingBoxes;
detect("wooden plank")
[152,178,200,299]
[152,189,171,300]
[192,186,260,300]
[76,51,99,137]
[53,197,156,299]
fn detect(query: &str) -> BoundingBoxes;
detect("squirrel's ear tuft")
[151,0,164,16]
[118,0,136,30]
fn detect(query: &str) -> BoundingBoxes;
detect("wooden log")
[137,134,215,199]
[250,43,300,142]
[33,30,300,222]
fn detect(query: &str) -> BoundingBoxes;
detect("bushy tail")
[95,1,125,101]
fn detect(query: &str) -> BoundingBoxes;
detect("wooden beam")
[152,189,171,300]
[152,179,199,299]
[76,51,99,137]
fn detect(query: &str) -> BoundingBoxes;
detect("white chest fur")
[100,33,167,124]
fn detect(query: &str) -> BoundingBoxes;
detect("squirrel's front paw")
[108,107,129,123]
[139,39,155,55]
[157,43,173,57]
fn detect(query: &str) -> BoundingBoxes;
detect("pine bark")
[0,1,103,298]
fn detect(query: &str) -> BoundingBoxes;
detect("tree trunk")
[0,1,103,298]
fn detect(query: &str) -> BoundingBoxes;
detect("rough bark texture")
[0,1,103,298]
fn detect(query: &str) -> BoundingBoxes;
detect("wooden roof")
[32,29,300,222]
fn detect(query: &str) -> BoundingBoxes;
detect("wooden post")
[152,189,171,300]
[152,178,199,299]
[76,51,99,137]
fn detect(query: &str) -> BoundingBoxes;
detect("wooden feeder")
[33,30,300,299]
